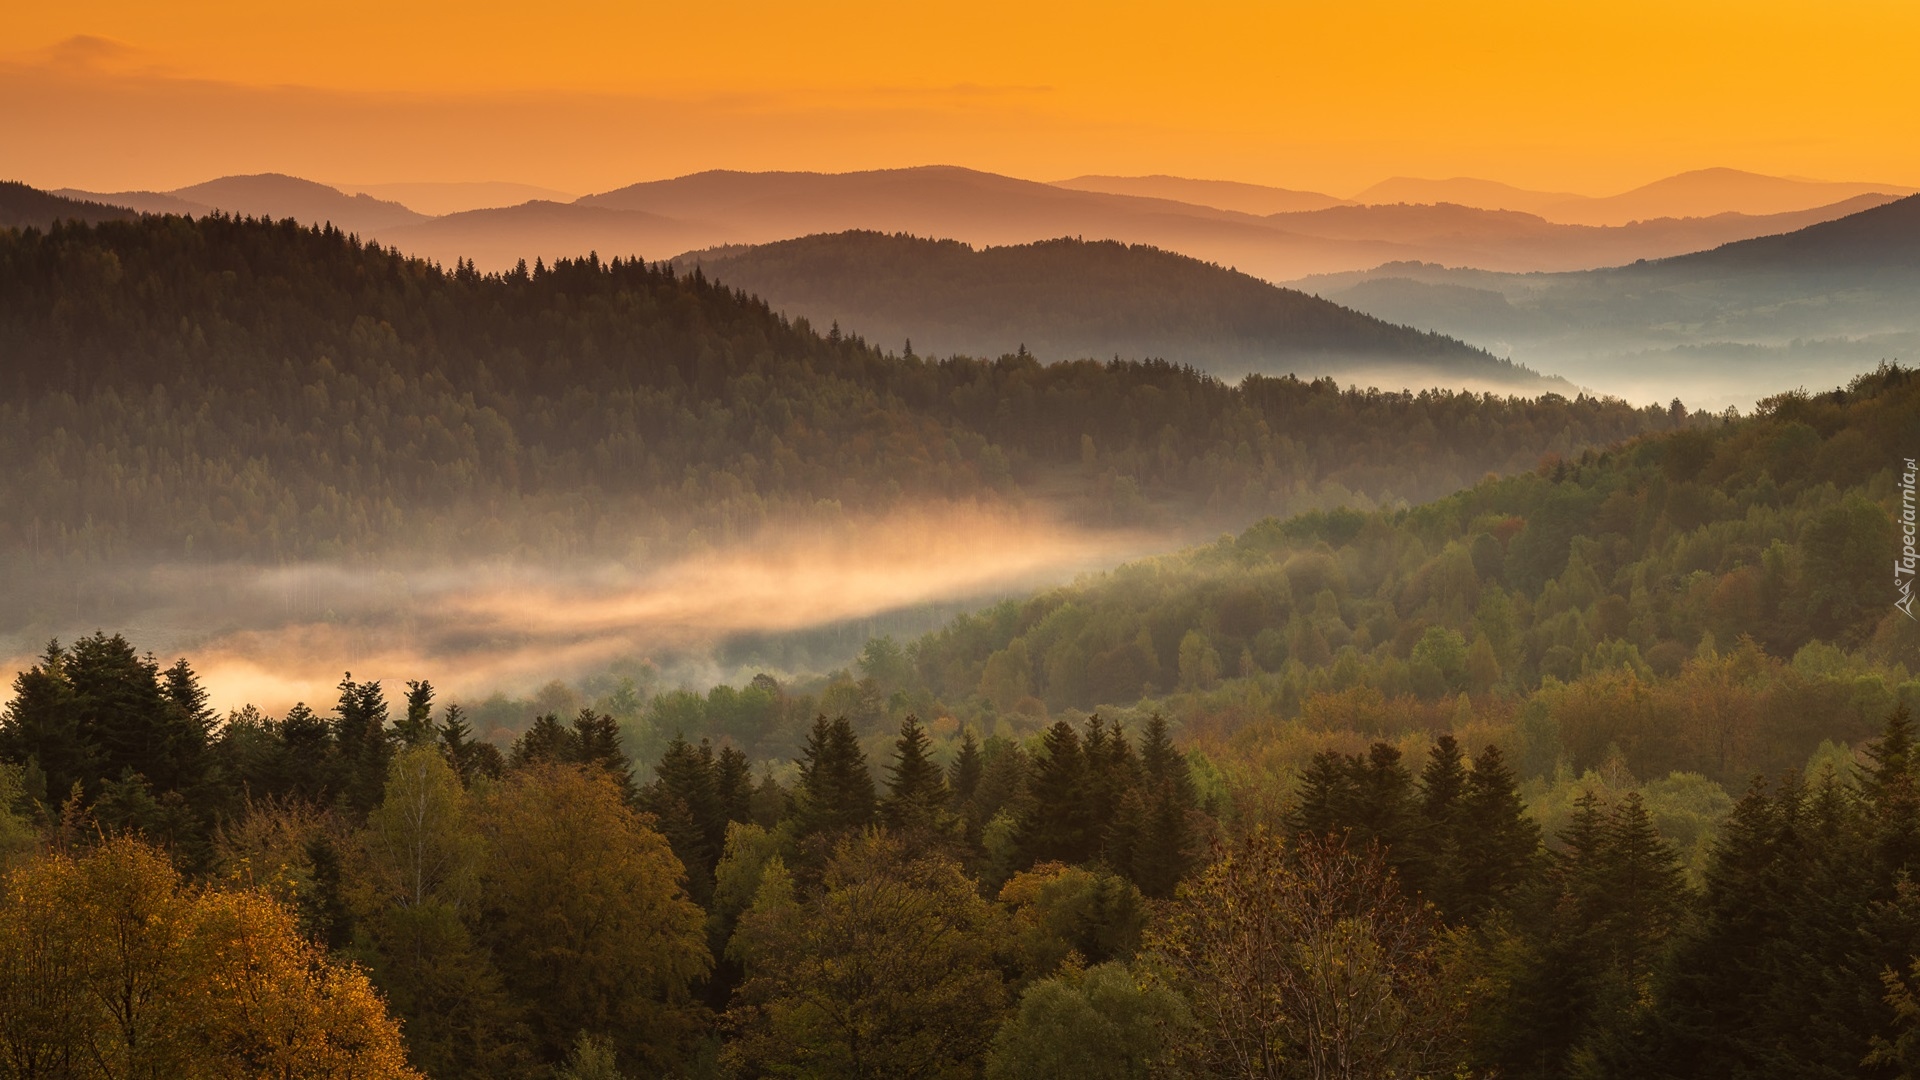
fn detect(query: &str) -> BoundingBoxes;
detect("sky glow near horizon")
[5,0,1919,196]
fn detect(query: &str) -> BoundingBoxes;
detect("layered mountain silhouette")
[1304,194,1920,407]
[56,173,427,237]
[0,182,137,229]
[686,231,1559,391]
[378,201,715,272]
[37,166,1902,281]
[335,180,577,216]
[1050,175,1344,215]
[1353,168,1916,227]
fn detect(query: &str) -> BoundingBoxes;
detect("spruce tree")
[714,744,754,827]
[1131,713,1198,897]
[1593,793,1688,986]
[508,713,573,769]
[1417,734,1470,915]
[278,701,336,801]
[1290,749,1356,840]
[570,708,635,802]
[0,642,90,814]
[1138,714,1193,807]
[437,703,477,784]
[1453,744,1540,921]
[332,673,391,815]
[1350,742,1421,889]
[1018,720,1090,866]
[949,729,984,811]
[398,680,435,748]
[790,715,876,845]
[881,716,948,832]
[1865,704,1920,872]
[1080,715,1139,867]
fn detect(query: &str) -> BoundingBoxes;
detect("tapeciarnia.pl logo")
[1899,457,1917,620]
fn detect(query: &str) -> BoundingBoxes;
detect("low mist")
[0,505,1160,717]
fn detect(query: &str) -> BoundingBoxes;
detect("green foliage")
[789,715,876,852]
[725,830,1008,1079]
[984,962,1193,1080]
[0,216,1684,571]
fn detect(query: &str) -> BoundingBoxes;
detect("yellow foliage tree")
[0,835,418,1080]
[476,764,710,1069]
[725,830,1008,1079]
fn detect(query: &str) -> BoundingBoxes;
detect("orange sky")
[5,0,1918,197]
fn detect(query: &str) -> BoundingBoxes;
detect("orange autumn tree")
[0,835,418,1080]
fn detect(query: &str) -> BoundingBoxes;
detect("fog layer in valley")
[0,505,1157,716]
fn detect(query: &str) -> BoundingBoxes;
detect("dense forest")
[4,638,1920,1077]
[0,213,1686,575]
[609,367,1917,784]
[687,231,1552,386]
[3,367,1918,1077]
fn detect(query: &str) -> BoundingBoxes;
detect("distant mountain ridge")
[1352,167,1916,227]
[0,182,137,230]
[1050,174,1344,215]
[1297,194,1920,408]
[56,173,428,237]
[30,167,1902,281]
[685,230,1560,391]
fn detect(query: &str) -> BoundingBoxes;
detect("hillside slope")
[0,182,137,229]
[882,366,1919,786]
[57,173,428,236]
[0,214,1685,574]
[1303,195,1920,407]
[686,231,1553,389]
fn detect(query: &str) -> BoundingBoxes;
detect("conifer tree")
[1865,704,1920,871]
[714,744,754,827]
[509,713,573,769]
[1138,714,1192,807]
[790,716,875,846]
[881,716,947,832]
[333,674,391,816]
[1592,793,1688,986]
[570,709,635,802]
[1080,715,1139,867]
[1290,749,1357,841]
[437,703,479,785]
[642,734,722,893]
[1131,713,1198,898]
[398,680,436,748]
[949,729,984,811]
[278,701,336,801]
[1416,734,1469,914]
[0,641,90,812]
[1452,744,1540,921]
[1018,720,1090,866]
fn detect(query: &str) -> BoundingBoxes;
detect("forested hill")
[687,231,1555,388]
[1643,190,1920,275]
[824,366,1919,787]
[0,214,1685,564]
[0,181,136,230]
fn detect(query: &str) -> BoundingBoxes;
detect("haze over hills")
[1351,177,1587,218]
[335,180,578,216]
[0,182,137,230]
[1261,195,1898,272]
[56,173,429,237]
[1355,168,1916,226]
[685,231,1559,392]
[0,212,1690,695]
[1301,194,1920,408]
[1051,174,1345,215]
[377,200,719,273]
[30,167,1902,282]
